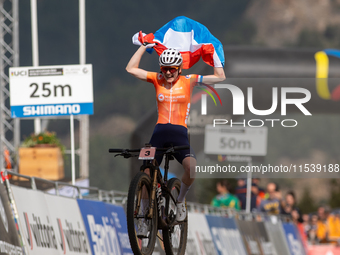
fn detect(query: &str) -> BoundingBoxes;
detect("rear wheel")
[126,172,157,255]
[163,178,188,255]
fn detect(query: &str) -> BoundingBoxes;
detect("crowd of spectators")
[303,206,340,245]
[211,178,340,245]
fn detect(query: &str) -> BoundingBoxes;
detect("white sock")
[177,182,191,203]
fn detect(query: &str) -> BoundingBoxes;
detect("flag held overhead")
[132,16,225,69]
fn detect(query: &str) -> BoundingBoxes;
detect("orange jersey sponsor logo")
[147,72,198,128]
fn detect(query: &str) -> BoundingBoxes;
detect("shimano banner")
[77,199,132,255]
[0,183,22,255]
[205,215,247,255]
[9,64,94,118]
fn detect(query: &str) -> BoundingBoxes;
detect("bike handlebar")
[108,148,140,153]
[108,145,189,154]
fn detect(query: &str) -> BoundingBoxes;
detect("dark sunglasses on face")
[160,66,179,74]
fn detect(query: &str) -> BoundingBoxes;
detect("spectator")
[318,206,328,221]
[309,214,319,244]
[211,180,240,210]
[281,191,303,223]
[253,178,265,205]
[326,209,340,243]
[257,182,281,215]
[302,214,311,238]
[274,182,283,201]
[310,206,340,244]
[235,178,258,211]
[316,205,330,243]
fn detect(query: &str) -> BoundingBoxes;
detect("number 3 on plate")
[139,147,156,160]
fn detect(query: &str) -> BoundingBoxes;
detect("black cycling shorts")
[149,123,196,165]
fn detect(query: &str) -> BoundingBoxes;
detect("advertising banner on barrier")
[308,245,340,255]
[0,183,23,255]
[264,220,291,255]
[44,194,92,255]
[205,215,247,255]
[236,219,262,255]
[11,186,94,255]
[236,219,278,255]
[11,186,60,255]
[186,212,217,255]
[103,203,133,255]
[255,221,277,255]
[77,199,133,255]
[282,222,306,255]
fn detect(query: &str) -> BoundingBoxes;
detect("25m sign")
[9,64,93,118]
[29,83,72,98]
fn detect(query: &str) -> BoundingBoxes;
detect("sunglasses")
[160,66,179,74]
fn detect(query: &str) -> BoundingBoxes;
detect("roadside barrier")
[0,182,22,255]
[0,171,317,255]
[1,171,133,255]
[264,218,291,255]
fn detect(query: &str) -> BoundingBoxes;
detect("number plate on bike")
[138,147,156,160]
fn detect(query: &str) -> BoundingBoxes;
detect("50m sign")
[9,64,93,118]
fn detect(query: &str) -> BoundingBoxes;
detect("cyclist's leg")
[169,124,196,203]
[177,156,196,202]
[147,124,165,170]
[173,156,196,222]
[181,157,196,187]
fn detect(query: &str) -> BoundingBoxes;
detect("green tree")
[298,187,318,214]
[89,135,130,192]
[329,179,340,209]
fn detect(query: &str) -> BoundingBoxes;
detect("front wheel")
[163,178,188,255]
[126,172,157,255]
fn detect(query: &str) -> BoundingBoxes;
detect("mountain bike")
[109,144,189,255]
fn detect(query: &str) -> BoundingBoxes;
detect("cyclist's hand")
[143,41,156,48]
[138,31,145,44]
[139,31,156,48]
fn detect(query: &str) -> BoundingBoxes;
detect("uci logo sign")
[11,70,27,76]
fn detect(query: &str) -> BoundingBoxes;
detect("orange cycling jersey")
[147,72,199,128]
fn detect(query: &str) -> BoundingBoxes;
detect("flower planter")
[18,147,64,180]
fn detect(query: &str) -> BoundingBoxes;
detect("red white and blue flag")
[132,16,225,69]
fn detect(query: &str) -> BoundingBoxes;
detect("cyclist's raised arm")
[126,45,149,81]
[200,66,226,85]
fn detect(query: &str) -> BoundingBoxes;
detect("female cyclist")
[126,44,226,225]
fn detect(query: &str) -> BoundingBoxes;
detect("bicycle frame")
[148,162,158,219]
[140,154,176,222]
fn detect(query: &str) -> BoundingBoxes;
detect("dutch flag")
[132,16,225,69]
